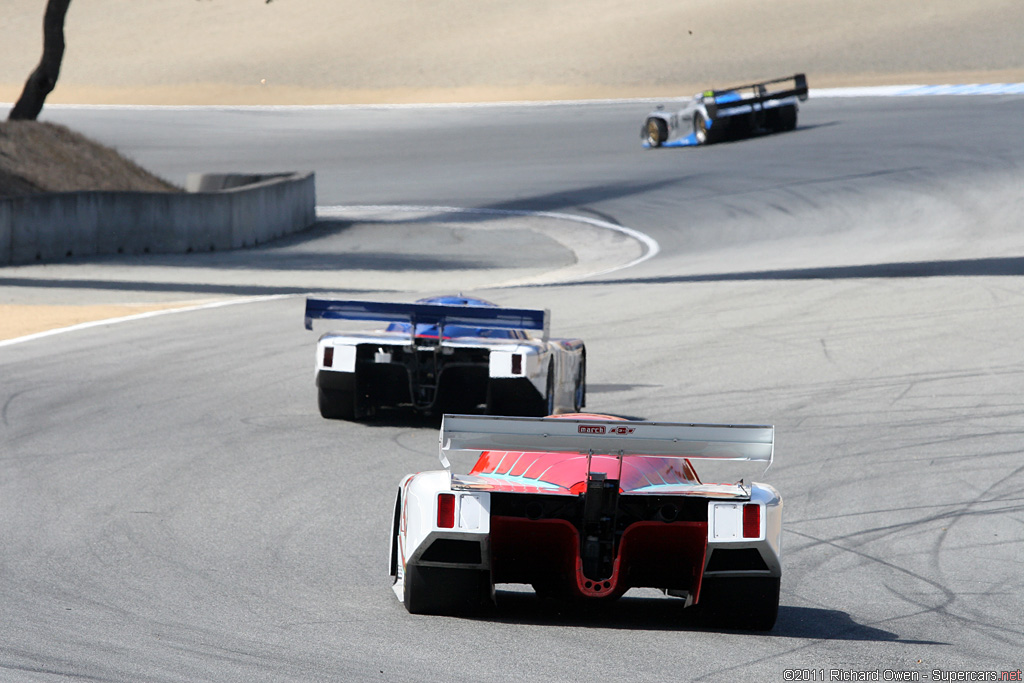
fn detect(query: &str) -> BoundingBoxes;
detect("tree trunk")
[8,0,73,121]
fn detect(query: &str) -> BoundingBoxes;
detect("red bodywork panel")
[470,452,700,493]
[476,413,710,599]
[490,517,707,599]
[468,412,700,493]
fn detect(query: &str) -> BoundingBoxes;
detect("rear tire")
[573,355,586,412]
[774,104,797,132]
[485,381,513,416]
[318,387,355,420]
[403,565,493,615]
[389,492,402,583]
[644,118,667,147]
[695,576,780,631]
[694,111,711,145]
[543,365,555,416]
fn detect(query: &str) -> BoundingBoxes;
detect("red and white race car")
[389,413,783,630]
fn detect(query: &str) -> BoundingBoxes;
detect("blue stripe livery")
[304,297,548,333]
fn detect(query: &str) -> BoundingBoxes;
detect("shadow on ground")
[552,255,1024,288]
[479,591,944,643]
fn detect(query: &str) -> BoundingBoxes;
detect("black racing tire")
[695,576,780,631]
[485,381,515,416]
[487,380,546,417]
[403,565,493,615]
[644,118,667,148]
[573,354,586,412]
[485,383,505,416]
[389,491,402,583]
[775,104,797,132]
[543,365,555,416]
[318,386,355,420]
[692,111,724,145]
[520,366,556,417]
[696,112,712,145]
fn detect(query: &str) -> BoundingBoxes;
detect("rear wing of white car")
[704,73,808,117]
[439,414,773,472]
[304,298,550,341]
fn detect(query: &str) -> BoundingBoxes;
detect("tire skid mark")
[1,390,21,429]
[927,460,1024,641]
[787,497,1024,641]
[789,495,1024,525]
[787,526,958,621]
[786,502,1024,551]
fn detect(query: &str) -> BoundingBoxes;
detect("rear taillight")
[323,346,334,368]
[511,354,523,375]
[742,503,760,538]
[437,493,456,528]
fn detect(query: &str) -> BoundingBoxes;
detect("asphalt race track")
[2,94,1024,681]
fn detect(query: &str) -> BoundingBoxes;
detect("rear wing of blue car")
[439,414,774,471]
[704,73,808,118]
[304,298,550,340]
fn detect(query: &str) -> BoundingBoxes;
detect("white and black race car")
[642,73,808,148]
[304,296,586,420]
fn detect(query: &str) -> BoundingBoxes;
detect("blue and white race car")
[642,73,808,148]
[304,296,586,420]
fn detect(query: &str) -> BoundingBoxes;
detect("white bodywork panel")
[704,483,783,577]
[391,470,494,601]
[316,331,584,413]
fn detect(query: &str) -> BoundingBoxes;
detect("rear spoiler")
[439,415,773,471]
[304,298,550,341]
[704,73,808,117]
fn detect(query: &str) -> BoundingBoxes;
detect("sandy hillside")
[2,0,1024,106]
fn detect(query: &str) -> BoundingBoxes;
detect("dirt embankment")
[0,120,180,198]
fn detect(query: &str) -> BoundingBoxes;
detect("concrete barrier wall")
[0,172,316,265]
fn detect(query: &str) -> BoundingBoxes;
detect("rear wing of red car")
[704,73,808,117]
[304,298,550,340]
[440,415,773,471]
